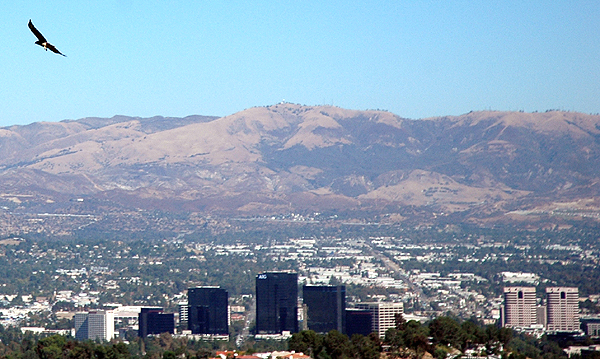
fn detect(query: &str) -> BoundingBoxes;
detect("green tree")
[459,320,483,351]
[384,328,404,353]
[402,321,430,357]
[350,333,380,359]
[289,330,324,357]
[67,341,95,359]
[429,317,461,348]
[36,335,67,359]
[108,342,131,359]
[323,330,351,359]
[394,312,406,331]
[498,327,513,348]
[97,344,111,359]
[433,346,448,359]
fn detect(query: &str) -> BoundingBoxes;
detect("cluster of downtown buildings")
[73,272,404,341]
[178,272,404,339]
[68,276,597,342]
[252,272,403,338]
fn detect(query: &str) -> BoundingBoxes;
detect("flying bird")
[28,19,66,57]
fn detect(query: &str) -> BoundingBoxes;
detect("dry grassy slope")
[438,112,600,191]
[444,111,600,136]
[0,106,599,217]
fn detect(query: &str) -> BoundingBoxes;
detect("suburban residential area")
[0,222,599,358]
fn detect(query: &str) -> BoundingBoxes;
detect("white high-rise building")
[354,302,404,338]
[546,287,579,332]
[502,287,537,328]
[74,310,115,341]
[178,301,188,324]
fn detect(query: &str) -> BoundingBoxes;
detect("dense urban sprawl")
[0,223,599,358]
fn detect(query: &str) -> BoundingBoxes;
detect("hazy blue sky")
[2,1,599,126]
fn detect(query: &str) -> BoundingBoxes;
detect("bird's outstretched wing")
[46,43,66,57]
[28,19,46,43]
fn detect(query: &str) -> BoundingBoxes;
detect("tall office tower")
[502,287,537,328]
[74,312,88,340]
[188,287,229,335]
[256,272,298,334]
[345,308,373,337]
[74,311,115,341]
[178,301,189,325]
[139,308,175,337]
[303,285,346,334]
[354,302,404,338]
[546,287,580,332]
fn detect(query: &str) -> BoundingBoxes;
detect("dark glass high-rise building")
[345,309,373,337]
[139,308,174,337]
[256,272,298,334]
[303,285,345,334]
[188,287,229,335]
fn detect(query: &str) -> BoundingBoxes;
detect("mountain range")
[1,103,600,232]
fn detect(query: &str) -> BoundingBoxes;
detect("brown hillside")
[0,105,599,230]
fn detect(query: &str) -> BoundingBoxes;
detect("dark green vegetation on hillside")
[0,328,229,359]
[289,315,519,359]
[0,315,577,359]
